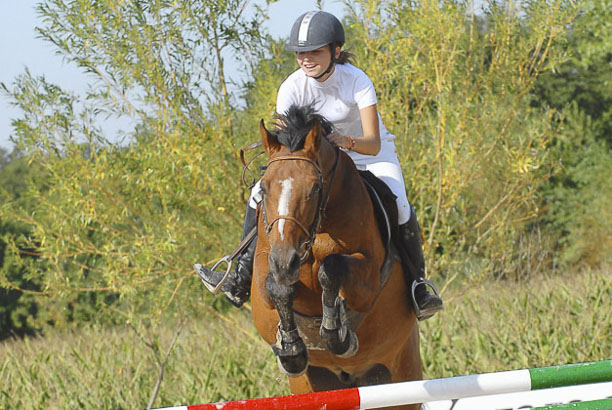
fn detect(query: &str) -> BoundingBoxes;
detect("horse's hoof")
[337,329,359,358]
[277,353,308,377]
[321,327,359,358]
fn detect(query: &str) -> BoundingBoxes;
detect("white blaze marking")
[277,177,293,240]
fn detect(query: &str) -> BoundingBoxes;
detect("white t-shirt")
[276,63,397,167]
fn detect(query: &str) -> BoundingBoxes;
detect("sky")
[0,0,347,150]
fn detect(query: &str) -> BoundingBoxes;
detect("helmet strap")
[313,44,336,80]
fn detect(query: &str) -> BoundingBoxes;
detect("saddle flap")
[358,170,399,248]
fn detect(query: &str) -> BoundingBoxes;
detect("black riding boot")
[399,206,444,321]
[194,205,257,308]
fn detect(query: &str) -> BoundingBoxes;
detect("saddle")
[358,170,399,254]
[293,170,402,350]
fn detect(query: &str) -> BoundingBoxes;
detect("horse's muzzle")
[269,245,301,286]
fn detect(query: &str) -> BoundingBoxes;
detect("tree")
[533,0,612,267]
[0,148,45,339]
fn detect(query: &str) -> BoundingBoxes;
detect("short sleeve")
[354,71,377,110]
[276,79,297,115]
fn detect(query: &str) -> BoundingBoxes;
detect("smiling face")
[296,45,340,81]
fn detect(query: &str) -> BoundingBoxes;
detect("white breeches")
[248,156,412,225]
[357,160,411,224]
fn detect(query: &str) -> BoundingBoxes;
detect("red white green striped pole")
[158,360,611,410]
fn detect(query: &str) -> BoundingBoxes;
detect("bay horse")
[250,105,422,408]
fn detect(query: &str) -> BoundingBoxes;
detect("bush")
[335,0,576,279]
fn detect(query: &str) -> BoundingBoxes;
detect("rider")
[194,11,443,321]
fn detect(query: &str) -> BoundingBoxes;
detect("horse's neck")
[319,145,377,242]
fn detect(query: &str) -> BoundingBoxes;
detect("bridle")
[261,149,340,262]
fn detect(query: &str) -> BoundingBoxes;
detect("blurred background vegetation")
[0,0,610,408]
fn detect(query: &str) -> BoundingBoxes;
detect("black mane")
[274,104,333,152]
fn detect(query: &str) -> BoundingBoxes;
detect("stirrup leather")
[410,278,443,320]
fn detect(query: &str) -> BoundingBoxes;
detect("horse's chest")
[298,261,322,292]
[312,234,348,258]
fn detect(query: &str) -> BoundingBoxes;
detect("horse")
[250,105,422,409]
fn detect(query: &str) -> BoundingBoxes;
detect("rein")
[240,141,264,189]
[262,149,341,261]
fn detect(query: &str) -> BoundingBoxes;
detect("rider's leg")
[222,204,257,306]
[364,160,443,320]
[399,205,443,320]
[194,180,263,307]
[194,204,257,307]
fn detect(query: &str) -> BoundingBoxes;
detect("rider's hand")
[327,131,350,149]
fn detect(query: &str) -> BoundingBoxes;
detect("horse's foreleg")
[265,273,308,377]
[318,254,360,358]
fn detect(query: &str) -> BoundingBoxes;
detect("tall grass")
[1,268,609,409]
[0,306,284,408]
[420,268,611,377]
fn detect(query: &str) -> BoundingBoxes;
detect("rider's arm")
[327,104,381,156]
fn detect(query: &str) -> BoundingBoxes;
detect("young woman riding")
[195,11,443,320]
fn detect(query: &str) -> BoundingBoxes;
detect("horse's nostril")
[289,251,301,271]
[270,247,300,271]
[269,253,280,272]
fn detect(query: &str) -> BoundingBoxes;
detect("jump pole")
[159,360,612,410]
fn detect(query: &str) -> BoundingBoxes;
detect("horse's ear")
[304,121,321,156]
[260,119,280,155]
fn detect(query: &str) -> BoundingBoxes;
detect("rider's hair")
[334,45,354,65]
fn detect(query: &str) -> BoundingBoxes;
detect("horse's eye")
[309,184,321,199]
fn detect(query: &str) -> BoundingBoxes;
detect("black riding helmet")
[287,11,345,79]
[286,11,345,52]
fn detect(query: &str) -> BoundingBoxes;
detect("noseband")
[262,150,340,261]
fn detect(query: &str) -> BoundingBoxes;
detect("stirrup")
[411,278,444,321]
[194,255,233,295]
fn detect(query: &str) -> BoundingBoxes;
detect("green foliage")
[238,35,297,134]
[0,149,46,339]
[333,0,577,280]
[2,70,244,329]
[0,0,276,337]
[542,110,612,266]
[0,0,589,331]
[35,0,277,132]
[533,0,612,267]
